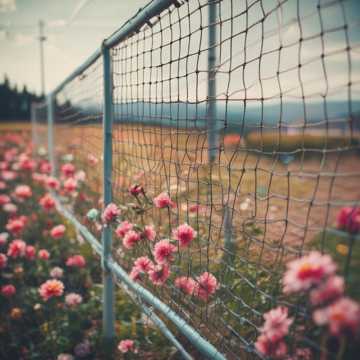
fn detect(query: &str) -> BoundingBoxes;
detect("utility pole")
[38,20,46,96]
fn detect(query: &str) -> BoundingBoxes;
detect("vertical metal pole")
[31,103,36,157]
[102,45,115,341]
[39,20,46,96]
[47,94,55,176]
[207,0,218,164]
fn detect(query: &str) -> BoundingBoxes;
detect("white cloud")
[0,0,16,13]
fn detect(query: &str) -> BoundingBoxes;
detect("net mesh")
[31,101,48,156]
[110,0,360,358]
[32,0,360,358]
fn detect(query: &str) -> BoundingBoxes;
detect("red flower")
[6,218,25,235]
[7,239,26,258]
[0,253,8,269]
[153,239,177,264]
[66,255,86,268]
[102,203,120,223]
[336,207,360,234]
[61,163,75,178]
[115,221,133,238]
[172,223,197,247]
[63,178,77,193]
[122,230,140,250]
[134,256,154,273]
[14,185,32,199]
[143,225,156,241]
[25,245,36,260]
[50,225,66,239]
[148,263,170,286]
[39,193,56,211]
[38,249,50,260]
[39,279,64,301]
[118,339,137,354]
[1,284,16,298]
[174,276,196,295]
[129,184,143,196]
[194,272,218,300]
[45,176,60,190]
[153,192,175,208]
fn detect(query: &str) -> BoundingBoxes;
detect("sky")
[0,0,149,94]
[0,0,359,102]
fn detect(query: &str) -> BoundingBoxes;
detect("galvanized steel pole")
[102,45,116,341]
[207,0,218,164]
[47,94,55,176]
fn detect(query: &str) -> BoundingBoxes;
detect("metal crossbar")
[32,0,360,358]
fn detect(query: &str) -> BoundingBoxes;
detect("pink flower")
[63,178,77,193]
[194,272,218,301]
[260,307,293,342]
[129,267,142,281]
[282,251,337,294]
[5,218,25,235]
[50,225,66,239]
[61,163,75,178]
[122,230,141,250]
[50,267,64,278]
[118,339,137,354]
[102,203,120,223]
[0,194,10,205]
[153,239,177,264]
[38,249,50,260]
[65,293,83,307]
[39,193,56,211]
[87,154,99,165]
[3,203,17,214]
[7,239,26,258]
[46,176,60,190]
[39,161,52,174]
[143,225,156,241]
[115,221,133,238]
[1,170,17,181]
[39,279,64,301]
[336,207,360,234]
[174,276,196,295]
[0,253,7,268]
[148,263,170,285]
[255,334,288,359]
[14,184,32,199]
[153,192,175,208]
[310,275,344,306]
[1,284,16,298]
[25,245,36,260]
[173,223,197,247]
[327,297,360,336]
[66,255,86,268]
[129,184,143,196]
[134,256,154,273]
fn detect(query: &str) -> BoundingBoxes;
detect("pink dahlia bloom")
[50,225,66,239]
[153,192,175,208]
[25,245,36,260]
[255,334,288,359]
[336,207,360,234]
[65,293,83,307]
[101,203,120,223]
[39,160,52,174]
[0,194,10,205]
[129,267,142,282]
[148,263,170,286]
[6,218,25,235]
[115,221,133,238]
[63,178,77,193]
[282,251,337,294]
[327,297,360,336]
[310,275,344,306]
[129,184,143,196]
[50,267,64,278]
[153,239,177,264]
[1,284,16,298]
[118,339,137,354]
[14,185,32,199]
[61,163,75,178]
[143,225,156,241]
[173,223,197,247]
[46,176,60,190]
[1,170,17,181]
[261,307,293,342]
[174,276,196,295]
[39,193,56,211]
[7,239,26,258]
[38,249,50,260]
[39,279,64,301]
[194,272,219,301]
[122,230,141,250]
[134,256,154,273]
[66,255,86,268]
[0,253,7,268]
[2,203,17,214]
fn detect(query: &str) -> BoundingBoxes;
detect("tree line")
[0,75,43,121]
